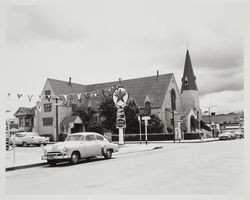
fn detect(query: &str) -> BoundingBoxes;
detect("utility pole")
[55,97,59,142]
[170,89,176,143]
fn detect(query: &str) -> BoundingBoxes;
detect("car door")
[96,135,107,155]
[84,134,100,157]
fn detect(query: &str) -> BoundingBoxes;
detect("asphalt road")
[6,139,245,194]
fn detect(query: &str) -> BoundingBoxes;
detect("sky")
[2,0,247,117]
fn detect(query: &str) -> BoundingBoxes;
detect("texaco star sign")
[112,86,129,107]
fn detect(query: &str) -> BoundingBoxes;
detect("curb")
[6,162,47,172]
[6,146,163,172]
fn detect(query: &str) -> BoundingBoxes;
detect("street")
[6,139,244,194]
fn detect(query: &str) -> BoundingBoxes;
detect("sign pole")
[112,84,129,145]
[119,128,124,145]
[138,116,142,144]
[142,116,150,145]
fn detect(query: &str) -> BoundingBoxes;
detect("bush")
[58,133,68,141]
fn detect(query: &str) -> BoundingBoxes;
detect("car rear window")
[85,135,96,141]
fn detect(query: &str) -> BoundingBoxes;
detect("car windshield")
[65,135,83,141]
[29,133,39,136]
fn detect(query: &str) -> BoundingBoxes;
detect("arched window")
[184,76,188,85]
[145,101,151,115]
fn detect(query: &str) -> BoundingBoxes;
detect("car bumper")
[42,154,71,160]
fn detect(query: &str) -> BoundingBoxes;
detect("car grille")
[46,151,63,156]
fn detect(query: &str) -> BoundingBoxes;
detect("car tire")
[23,142,29,147]
[36,144,42,147]
[47,160,57,166]
[70,152,80,165]
[104,149,112,159]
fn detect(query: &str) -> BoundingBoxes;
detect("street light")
[203,105,217,137]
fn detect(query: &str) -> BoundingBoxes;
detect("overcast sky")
[2,0,247,116]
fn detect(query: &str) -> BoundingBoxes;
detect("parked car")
[218,132,232,140]
[10,132,49,147]
[229,131,236,140]
[42,132,119,166]
[234,130,244,139]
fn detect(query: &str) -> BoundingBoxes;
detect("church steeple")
[181,50,198,93]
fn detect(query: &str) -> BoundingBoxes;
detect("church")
[33,50,201,141]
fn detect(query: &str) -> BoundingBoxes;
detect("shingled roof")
[14,107,36,117]
[47,73,174,108]
[48,78,86,95]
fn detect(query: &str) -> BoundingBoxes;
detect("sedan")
[10,132,49,147]
[42,132,119,166]
[218,132,232,140]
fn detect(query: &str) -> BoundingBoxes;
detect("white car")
[218,131,232,140]
[10,132,49,147]
[42,132,119,166]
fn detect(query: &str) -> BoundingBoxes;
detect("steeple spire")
[181,50,198,93]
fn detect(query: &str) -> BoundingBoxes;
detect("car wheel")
[104,149,112,159]
[23,142,29,147]
[70,152,80,165]
[36,144,42,147]
[47,160,57,166]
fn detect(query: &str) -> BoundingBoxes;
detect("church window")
[145,101,151,115]
[185,77,188,85]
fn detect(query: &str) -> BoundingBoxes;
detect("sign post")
[138,116,142,144]
[142,116,151,145]
[112,85,129,145]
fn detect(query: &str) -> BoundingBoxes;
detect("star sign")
[115,89,127,103]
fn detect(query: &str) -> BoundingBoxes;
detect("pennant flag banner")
[7,85,118,104]
[28,95,33,102]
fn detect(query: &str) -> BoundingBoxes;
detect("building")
[180,50,201,132]
[34,72,182,141]
[34,50,200,141]
[202,112,244,132]
[13,107,35,132]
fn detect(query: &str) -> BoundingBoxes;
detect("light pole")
[203,105,217,137]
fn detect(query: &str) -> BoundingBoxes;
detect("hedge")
[111,132,202,141]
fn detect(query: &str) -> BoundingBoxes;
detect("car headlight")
[63,147,67,152]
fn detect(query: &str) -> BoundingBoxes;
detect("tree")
[146,114,164,133]
[98,93,117,133]
[73,105,103,134]
[124,99,140,133]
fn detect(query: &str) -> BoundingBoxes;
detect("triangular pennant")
[8,93,11,96]
[47,95,51,102]
[36,105,42,112]
[28,95,33,102]
[63,95,67,102]
[39,95,42,102]
[77,93,82,101]
[17,94,23,99]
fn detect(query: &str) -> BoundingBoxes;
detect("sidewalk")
[5,143,164,171]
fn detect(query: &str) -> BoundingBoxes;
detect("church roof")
[181,50,198,92]
[47,78,86,95]
[46,73,174,108]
